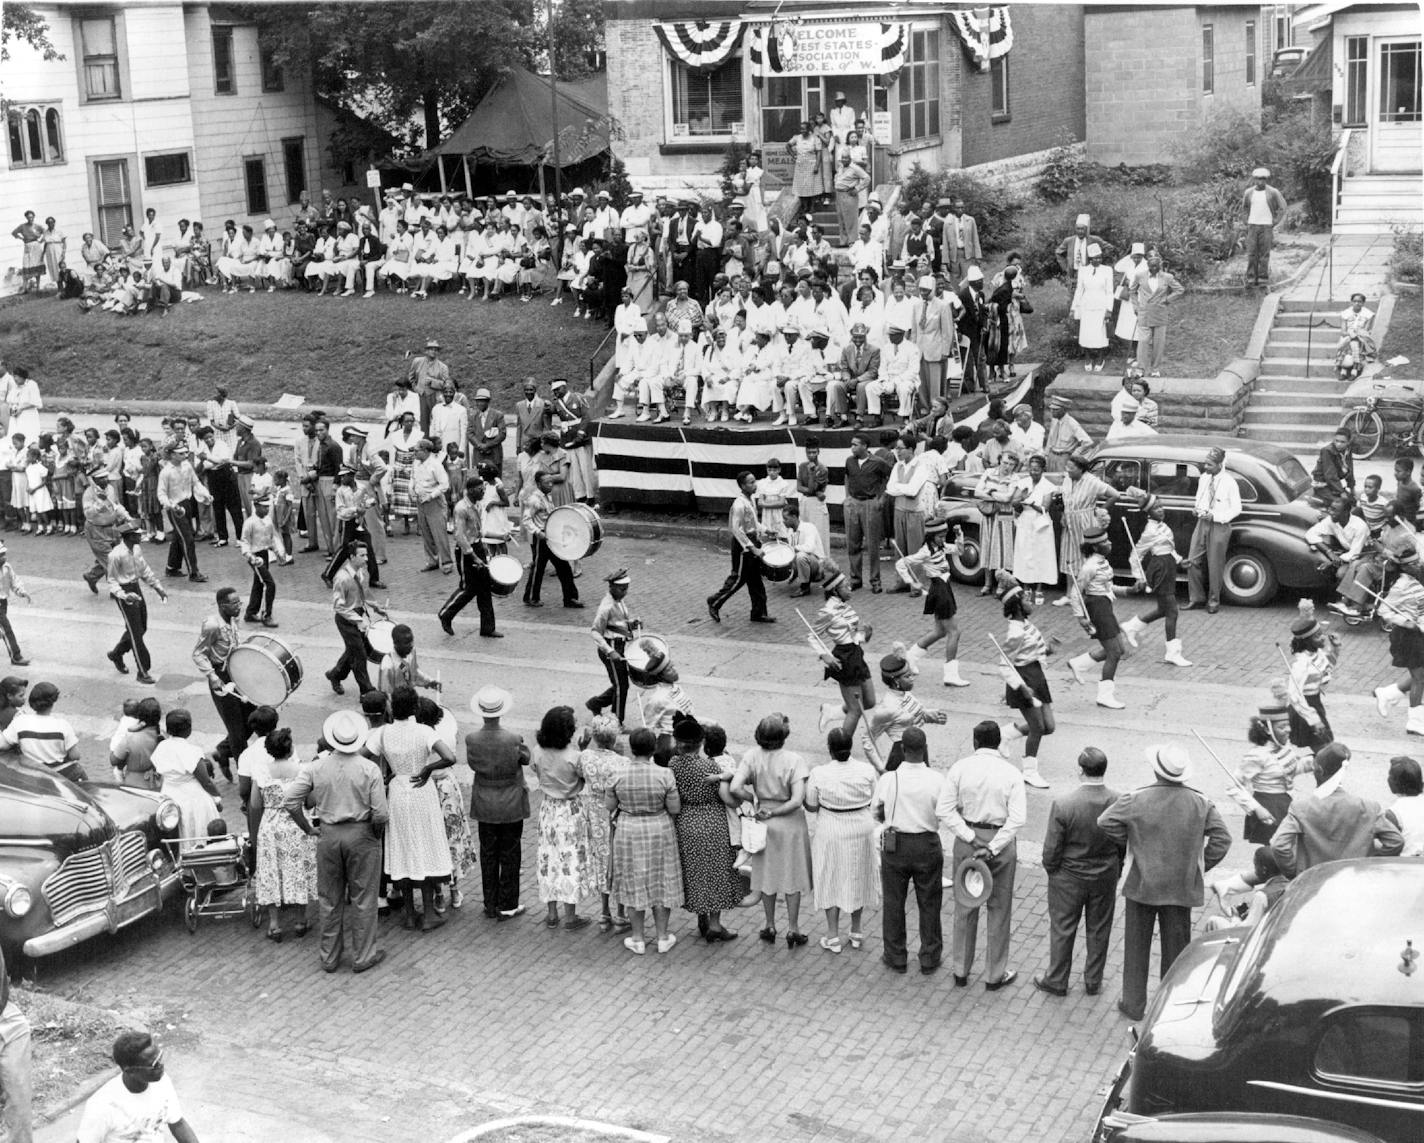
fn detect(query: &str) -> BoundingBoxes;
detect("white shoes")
[1163,639,1193,667]
[363,290,375,298]
[772,415,788,426]
[942,660,970,688]
[1096,680,1126,709]
[903,644,926,676]
[1408,706,1424,737]
[635,411,651,423]
[1022,759,1050,789]
[1376,684,1406,718]
[1067,653,1094,685]
[1120,615,1146,649]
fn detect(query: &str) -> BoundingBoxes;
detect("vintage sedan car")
[937,435,1328,606]
[0,750,181,963]
[1095,859,1424,1143]
[1101,1111,1386,1143]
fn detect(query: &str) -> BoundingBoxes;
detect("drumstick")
[1120,517,1145,581]
[794,607,832,655]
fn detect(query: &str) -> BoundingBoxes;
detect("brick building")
[604,1,1265,196]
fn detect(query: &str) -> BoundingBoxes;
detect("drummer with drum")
[707,471,775,625]
[193,586,255,782]
[439,475,501,639]
[521,472,582,610]
[587,568,639,723]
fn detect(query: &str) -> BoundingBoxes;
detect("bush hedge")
[899,163,1024,241]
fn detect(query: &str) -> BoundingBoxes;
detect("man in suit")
[667,199,698,292]
[942,199,983,284]
[514,378,548,460]
[1035,747,1124,998]
[885,202,912,278]
[956,266,989,395]
[1271,742,1404,877]
[1055,214,1107,288]
[1131,253,1187,377]
[911,275,956,409]
[406,338,450,435]
[469,387,506,474]
[830,322,880,429]
[1098,744,1232,1022]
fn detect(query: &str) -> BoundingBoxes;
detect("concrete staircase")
[1335,173,1423,236]
[1239,297,1368,451]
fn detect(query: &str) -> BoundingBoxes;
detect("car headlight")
[3,883,32,918]
[156,799,181,832]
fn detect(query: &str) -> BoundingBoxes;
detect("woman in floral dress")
[575,714,628,931]
[532,705,595,930]
[667,716,742,943]
[804,728,880,954]
[383,413,421,534]
[253,729,317,941]
[363,686,455,932]
[974,452,1029,593]
[417,696,477,911]
[608,728,683,955]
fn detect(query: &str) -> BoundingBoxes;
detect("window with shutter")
[245,157,268,215]
[94,159,133,247]
[81,17,120,100]
[282,138,305,203]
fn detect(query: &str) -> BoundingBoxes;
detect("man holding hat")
[81,463,134,593]
[1271,742,1403,878]
[407,338,451,435]
[1097,744,1232,1021]
[157,442,211,582]
[466,686,532,919]
[1034,747,1123,998]
[238,493,283,627]
[469,387,507,473]
[1184,445,1241,613]
[1240,167,1287,289]
[939,721,1028,990]
[285,710,389,973]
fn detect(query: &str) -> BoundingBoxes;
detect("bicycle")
[1339,383,1424,461]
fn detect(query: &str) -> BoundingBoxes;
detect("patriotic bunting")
[948,7,1014,73]
[654,20,745,72]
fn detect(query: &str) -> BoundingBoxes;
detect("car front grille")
[42,831,152,927]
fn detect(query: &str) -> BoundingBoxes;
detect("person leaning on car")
[0,675,27,732]
[1097,744,1232,1023]
[1270,742,1404,878]
[0,682,81,783]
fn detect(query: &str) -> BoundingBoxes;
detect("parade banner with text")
[748,22,906,79]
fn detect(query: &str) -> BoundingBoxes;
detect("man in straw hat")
[466,686,531,920]
[939,721,1028,991]
[1097,744,1232,1021]
[285,710,389,973]
[1240,167,1287,289]
[1044,394,1092,474]
[1183,445,1241,614]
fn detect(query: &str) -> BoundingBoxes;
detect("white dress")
[1013,476,1060,584]
[1113,256,1144,341]
[742,164,767,232]
[1072,265,1115,350]
[153,738,216,851]
[369,720,453,882]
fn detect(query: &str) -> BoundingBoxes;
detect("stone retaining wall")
[1048,356,1258,439]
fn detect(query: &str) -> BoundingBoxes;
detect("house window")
[213,25,235,95]
[6,104,63,167]
[244,156,268,215]
[94,158,133,247]
[760,76,802,144]
[1202,25,1215,94]
[1245,21,1256,86]
[990,55,1010,118]
[1380,40,1422,123]
[669,55,742,138]
[80,16,120,100]
[144,152,191,187]
[1274,13,1292,52]
[261,45,284,92]
[898,28,941,141]
[1345,36,1369,126]
[282,137,306,203]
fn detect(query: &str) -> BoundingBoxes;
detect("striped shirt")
[896,542,950,587]
[814,598,863,647]
[1003,618,1048,666]
[863,690,927,758]
[0,710,78,768]
[1291,647,1335,697]
[1077,553,1116,597]
[1383,574,1424,628]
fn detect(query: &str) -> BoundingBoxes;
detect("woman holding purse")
[974,451,1029,596]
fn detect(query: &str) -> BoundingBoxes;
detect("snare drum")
[623,633,669,673]
[546,504,603,561]
[366,620,396,656]
[759,541,795,582]
[227,634,304,707]
[487,553,524,597]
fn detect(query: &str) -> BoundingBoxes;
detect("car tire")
[947,523,985,586]
[1221,549,1278,607]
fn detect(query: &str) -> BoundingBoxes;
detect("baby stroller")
[166,831,262,933]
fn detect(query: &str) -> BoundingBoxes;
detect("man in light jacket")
[1097,744,1232,1022]
[1271,742,1404,877]
[1131,252,1186,377]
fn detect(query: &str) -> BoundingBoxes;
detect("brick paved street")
[8,521,1415,1142]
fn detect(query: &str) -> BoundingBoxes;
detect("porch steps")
[1334,173,1423,236]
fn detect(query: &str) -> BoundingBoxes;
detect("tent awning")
[430,67,610,167]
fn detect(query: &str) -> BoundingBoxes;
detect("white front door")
[1372,36,1422,173]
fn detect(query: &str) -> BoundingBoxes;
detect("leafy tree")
[1,3,65,62]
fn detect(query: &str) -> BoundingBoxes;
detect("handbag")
[879,774,899,853]
[741,800,768,854]
[1018,297,1033,314]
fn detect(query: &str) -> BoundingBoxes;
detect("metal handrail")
[1330,128,1352,225]
[588,322,617,386]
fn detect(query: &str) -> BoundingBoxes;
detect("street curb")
[445,1117,671,1143]
[36,1065,117,1125]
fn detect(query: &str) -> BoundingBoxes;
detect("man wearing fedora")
[872,727,946,974]
[469,387,506,473]
[407,338,451,435]
[1098,744,1232,1021]
[285,710,389,974]
[1270,742,1403,877]
[466,686,531,920]
[939,721,1027,991]
[1034,747,1123,999]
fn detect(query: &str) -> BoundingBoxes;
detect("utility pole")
[548,0,563,271]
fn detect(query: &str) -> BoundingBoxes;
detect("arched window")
[45,108,63,161]
[6,113,23,165]
[5,104,64,167]
[24,110,42,164]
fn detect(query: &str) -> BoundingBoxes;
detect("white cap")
[1130,242,1146,255]
[676,318,693,335]
[966,265,984,282]
[263,218,276,230]
[917,275,936,290]
[1075,213,1090,227]
[1087,243,1102,258]
[1252,167,1270,178]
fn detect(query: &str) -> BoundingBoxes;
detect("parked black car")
[1102,1111,1386,1143]
[1095,859,1424,1143]
[0,750,181,964]
[937,435,1329,606]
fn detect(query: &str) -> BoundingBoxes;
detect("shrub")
[899,163,1024,241]
[1173,108,1266,183]
[1084,162,1175,189]
[1268,113,1337,227]
[1392,226,1423,286]
[590,155,635,211]
[1036,131,1086,204]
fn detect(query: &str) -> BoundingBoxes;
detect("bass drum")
[759,541,795,582]
[488,553,524,597]
[366,620,396,656]
[623,632,669,674]
[546,504,603,561]
[226,634,304,707]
